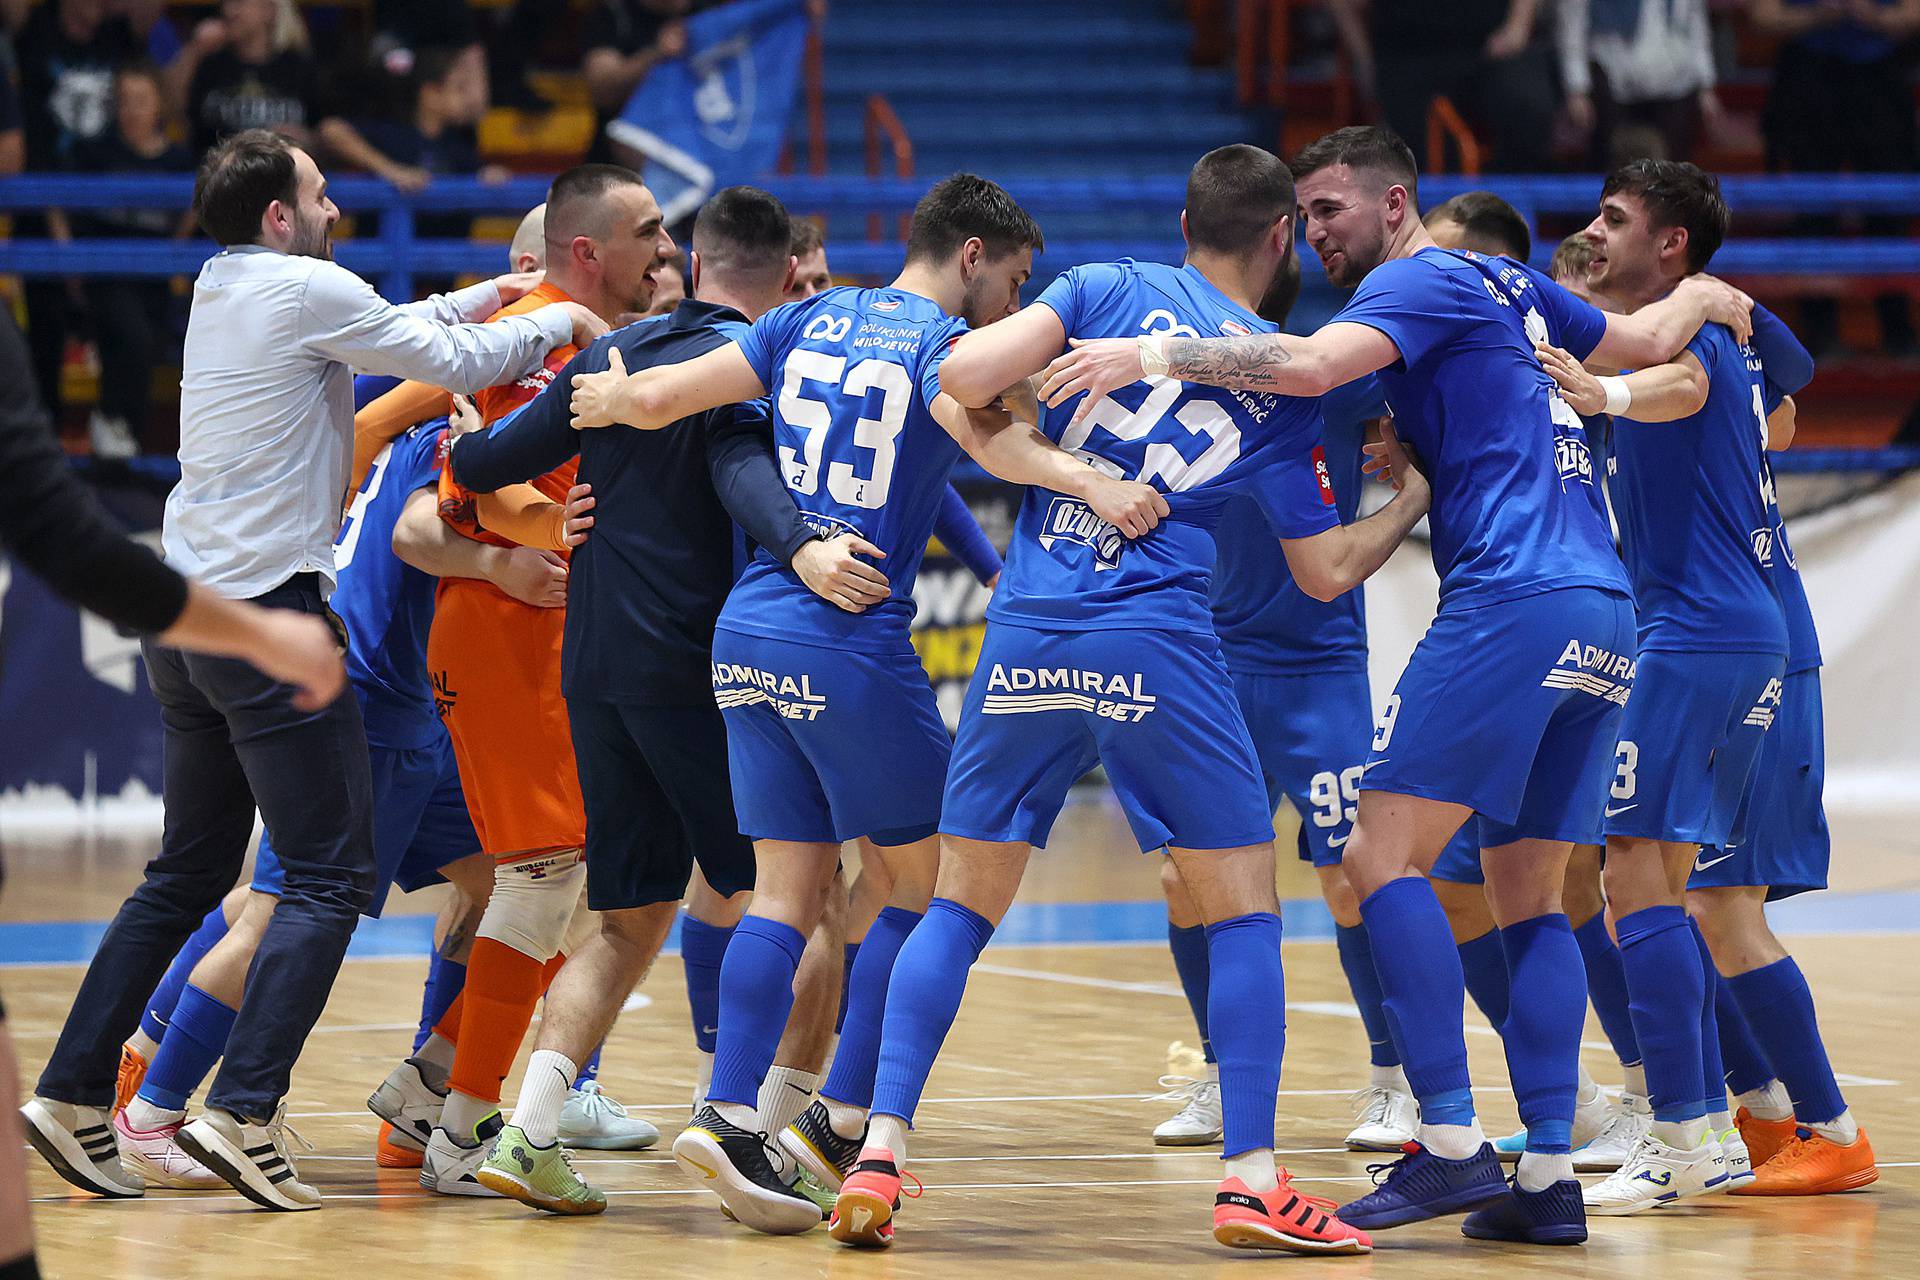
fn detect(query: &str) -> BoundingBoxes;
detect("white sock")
[1369,1063,1408,1092]
[1735,1080,1793,1122]
[124,1096,184,1133]
[1515,1151,1574,1191]
[866,1114,909,1164]
[1651,1116,1709,1150]
[415,1033,456,1078]
[1223,1147,1278,1193]
[823,1096,869,1141]
[1575,1063,1603,1106]
[439,1089,497,1147]
[1810,1109,1859,1146]
[691,1049,714,1113]
[127,1029,161,1061]
[1417,1119,1486,1159]
[513,1050,576,1147]
[712,1100,757,1132]
[1707,1108,1733,1134]
[756,1067,819,1137]
[1622,1061,1647,1099]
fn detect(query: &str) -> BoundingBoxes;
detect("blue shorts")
[253,730,478,917]
[1689,668,1828,900]
[1428,825,1485,885]
[711,629,949,846]
[1230,668,1371,868]
[1606,649,1786,848]
[1366,587,1636,846]
[943,623,1274,853]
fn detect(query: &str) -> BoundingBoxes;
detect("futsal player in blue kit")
[566,174,1168,1234]
[1043,127,1754,1245]
[836,145,1433,1256]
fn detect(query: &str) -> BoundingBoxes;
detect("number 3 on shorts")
[1371,694,1401,753]
[1612,740,1638,800]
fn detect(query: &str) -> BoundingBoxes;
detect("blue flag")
[606,0,810,222]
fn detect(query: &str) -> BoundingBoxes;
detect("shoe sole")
[21,1105,143,1199]
[174,1124,314,1212]
[419,1168,499,1197]
[779,1127,850,1191]
[473,1164,606,1215]
[1153,1131,1223,1147]
[1349,1133,1418,1153]
[1214,1220,1370,1254]
[829,1188,895,1248]
[1461,1220,1588,1245]
[117,1143,226,1192]
[367,1079,440,1148]
[671,1127,820,1236]
[1732,1166,1880,1196]
[375,1146,425,1170]
[1344,1181,1508,1230]
[556,1129,660,1151]
[1571,1153,1628,1173]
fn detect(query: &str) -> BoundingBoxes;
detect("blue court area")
[6,887,1919,969]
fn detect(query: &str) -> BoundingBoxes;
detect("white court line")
[302,1147,1351,1167]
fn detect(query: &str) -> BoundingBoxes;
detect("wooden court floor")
[6,799,1917,1280]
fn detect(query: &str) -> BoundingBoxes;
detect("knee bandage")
[478,848,586,960]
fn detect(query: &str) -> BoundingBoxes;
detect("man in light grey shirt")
[20,129,605,1214]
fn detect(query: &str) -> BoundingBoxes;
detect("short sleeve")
[1321,372,1387,428]
[1032,261,1129,339]
[1526,269,1608,361]
[1248,450,1343,541]
[737,299,807,388]
[918,318,969,406]
[1333,255,1457,368]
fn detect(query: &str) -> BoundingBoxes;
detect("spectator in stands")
[789,215,831,298]
[372,0,480,64]
[1326,0,1558,171]
[1556,0,1721,165]
[319,42,507,199]
[1754,0,1920,356]
[170,0,324,155]
[61,62,194,459]
[122,0,185,69]
[0,32,21,175]
[583,0,691,164]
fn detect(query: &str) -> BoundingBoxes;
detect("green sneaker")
[475,1124,607,1216]
[790,1168,836,1219]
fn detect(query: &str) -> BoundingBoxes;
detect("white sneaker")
[1573,1092,1652,1172]
[558,1081,660,1151]
[1716,1124,1754,1190]
[421,1118,502,1197]
[113,1107,225,1190]
[1583,1132,1727,1215]
[88,411,139,459]
[367,1057,447,1152]
[1345,1085,1419,1151]
[21,1097,144,1197]
[1150,1074,1223,1146]
[175,1104,318,1211]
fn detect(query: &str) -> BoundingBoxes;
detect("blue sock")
[822,907,923,1110]
[1498,914,1586,1153]
[1616,905,1707,1125]
[1457,930,1511,1031]
[1358,878,1473,1126]
[836,943,859,1035]
[1205,913,1287,1157]
[1713,975,1775,1096]
[680,914,735,1055]
[871,898,994,1125]
[140,907,230,1046]
[574,1044,602,1089]
[1572,912,1641,1071]
[1166,922,1215,1065]
[1690,923,1727,1116]
[411,946,467,1055]
[1334,922,1397,1068]
[707,915,806,1108]
[136,985,236,1112]
[1727,957,1847,1125]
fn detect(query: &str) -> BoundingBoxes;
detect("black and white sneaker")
[420,1111,503,1197]
[778,1100,864,1191]
[367,1057,447,1151]
[176,1103,319,1211]
[672,1104,821,1235]
[21,1097,144,1197]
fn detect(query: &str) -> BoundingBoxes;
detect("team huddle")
[19,124,1875,1257]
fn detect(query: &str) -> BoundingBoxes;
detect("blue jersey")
[332,420,445,749]
[1610,323,1788,656]
[993,260,1339,637]
[721,286,968,654]
[1210,375,1383,675]
[1335,248,1629,610]
[1760,392,1822,674]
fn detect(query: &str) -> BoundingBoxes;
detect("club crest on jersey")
[712,662,827,721]
[1220,319,1251,337]
[982,663,1157,722]
[1037,496,1124,571]
[1540,639,1635,706]
[1744,678,1785,729]
[871,298,902,313]
[1750,525,1776,567]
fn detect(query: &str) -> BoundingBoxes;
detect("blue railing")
[3,173,1917,301]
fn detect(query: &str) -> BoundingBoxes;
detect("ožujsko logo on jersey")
[981,663,1157,723]
[1539,639,1635,706]
[712,660,828,721]
[1037,496,1124,571]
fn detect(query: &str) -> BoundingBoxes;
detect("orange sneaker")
[828,1148,920,1249]
[1213,1173,1373,1255]
[376,1120,426,1169]
[1735,1107,1798,1169]
[1734,1127,1878,1196]
[113,1042,150,1117]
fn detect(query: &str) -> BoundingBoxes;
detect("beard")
[1256,252,1303,325]
[289,209,332,261]
[1319,226,1387,288]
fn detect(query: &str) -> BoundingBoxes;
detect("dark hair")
[1291,126,1419,205]
[1426,191,1531,261]
[1601,159,1728,273]
[693,185,794,282]
[789,215,825,258]
[1550,232,1599,285]
[1185,144,1294,255]
[192,128,299,247]
[411,43,473,93]
[904,173,1043,267]
[545,162,649,244]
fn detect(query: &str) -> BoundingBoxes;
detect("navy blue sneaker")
[1461,1176,1588,1245]
[1339,1141,1507,1230]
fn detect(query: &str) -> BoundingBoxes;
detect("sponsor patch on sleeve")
[1312,445,1336,505]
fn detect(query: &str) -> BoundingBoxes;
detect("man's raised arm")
[569,344,767,431]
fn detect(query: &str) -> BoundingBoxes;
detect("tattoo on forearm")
[1165,335,1294,390]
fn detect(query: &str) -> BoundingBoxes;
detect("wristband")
[1138,333,1170,379]
[1598,375,1632,417]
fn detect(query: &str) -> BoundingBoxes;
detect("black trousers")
[35,575,374,1121]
